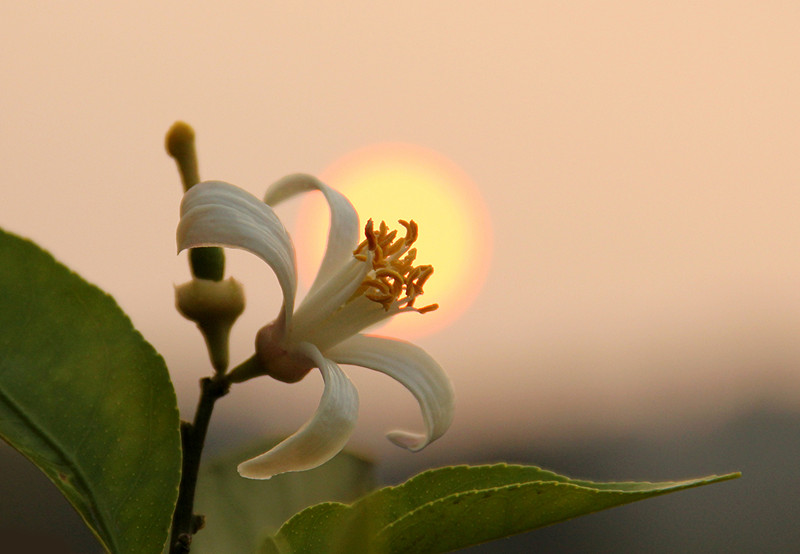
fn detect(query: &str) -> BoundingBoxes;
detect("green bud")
[165,121,200,192]
[190,247,225,281]
[166,121,225,281]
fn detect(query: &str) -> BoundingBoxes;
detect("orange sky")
[2,2,799,463]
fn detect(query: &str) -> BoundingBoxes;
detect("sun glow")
[296,143,491,338]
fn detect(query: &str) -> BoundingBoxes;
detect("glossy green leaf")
[262,464,740,553]
[0,229,181,554]
[190,438,375,554]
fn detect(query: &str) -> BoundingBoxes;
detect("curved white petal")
[292,253,374,343]
[178,181,297,330]
[308,295,398,352]
[237,342,359,479]
[325,334,454,451]
[265,174,359,297]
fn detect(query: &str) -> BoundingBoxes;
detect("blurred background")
[1,2,798,551]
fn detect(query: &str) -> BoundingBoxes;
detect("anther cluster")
[353,219,438,314]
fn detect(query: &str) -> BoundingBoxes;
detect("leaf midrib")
[0,385,117,553]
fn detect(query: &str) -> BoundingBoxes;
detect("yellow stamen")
[365,219,377,251]
[353,218,437,315]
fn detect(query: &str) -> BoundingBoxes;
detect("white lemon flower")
[177,174,454,479]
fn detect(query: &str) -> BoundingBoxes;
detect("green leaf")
[190,438,375,554]
[0,229,181,554]
[262,464,740,553]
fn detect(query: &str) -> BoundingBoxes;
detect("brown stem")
[169,375,229,554]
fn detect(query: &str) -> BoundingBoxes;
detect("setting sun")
[296,143,491,338]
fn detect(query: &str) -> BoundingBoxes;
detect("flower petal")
[325,334,454,451]
[178,181,297,330]
[307,295,399,352]
[291,254,374,343]
[237,342,359,479]
[264,174,359,297]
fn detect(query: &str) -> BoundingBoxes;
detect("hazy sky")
[2,2,799,466]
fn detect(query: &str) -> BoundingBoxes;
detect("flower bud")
[167,121,225,281]
[176,277,245,372]
[165,121,200,192]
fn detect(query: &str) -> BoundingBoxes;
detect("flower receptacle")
[176,277,245,372]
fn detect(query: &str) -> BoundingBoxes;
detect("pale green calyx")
[176,277,245,372]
